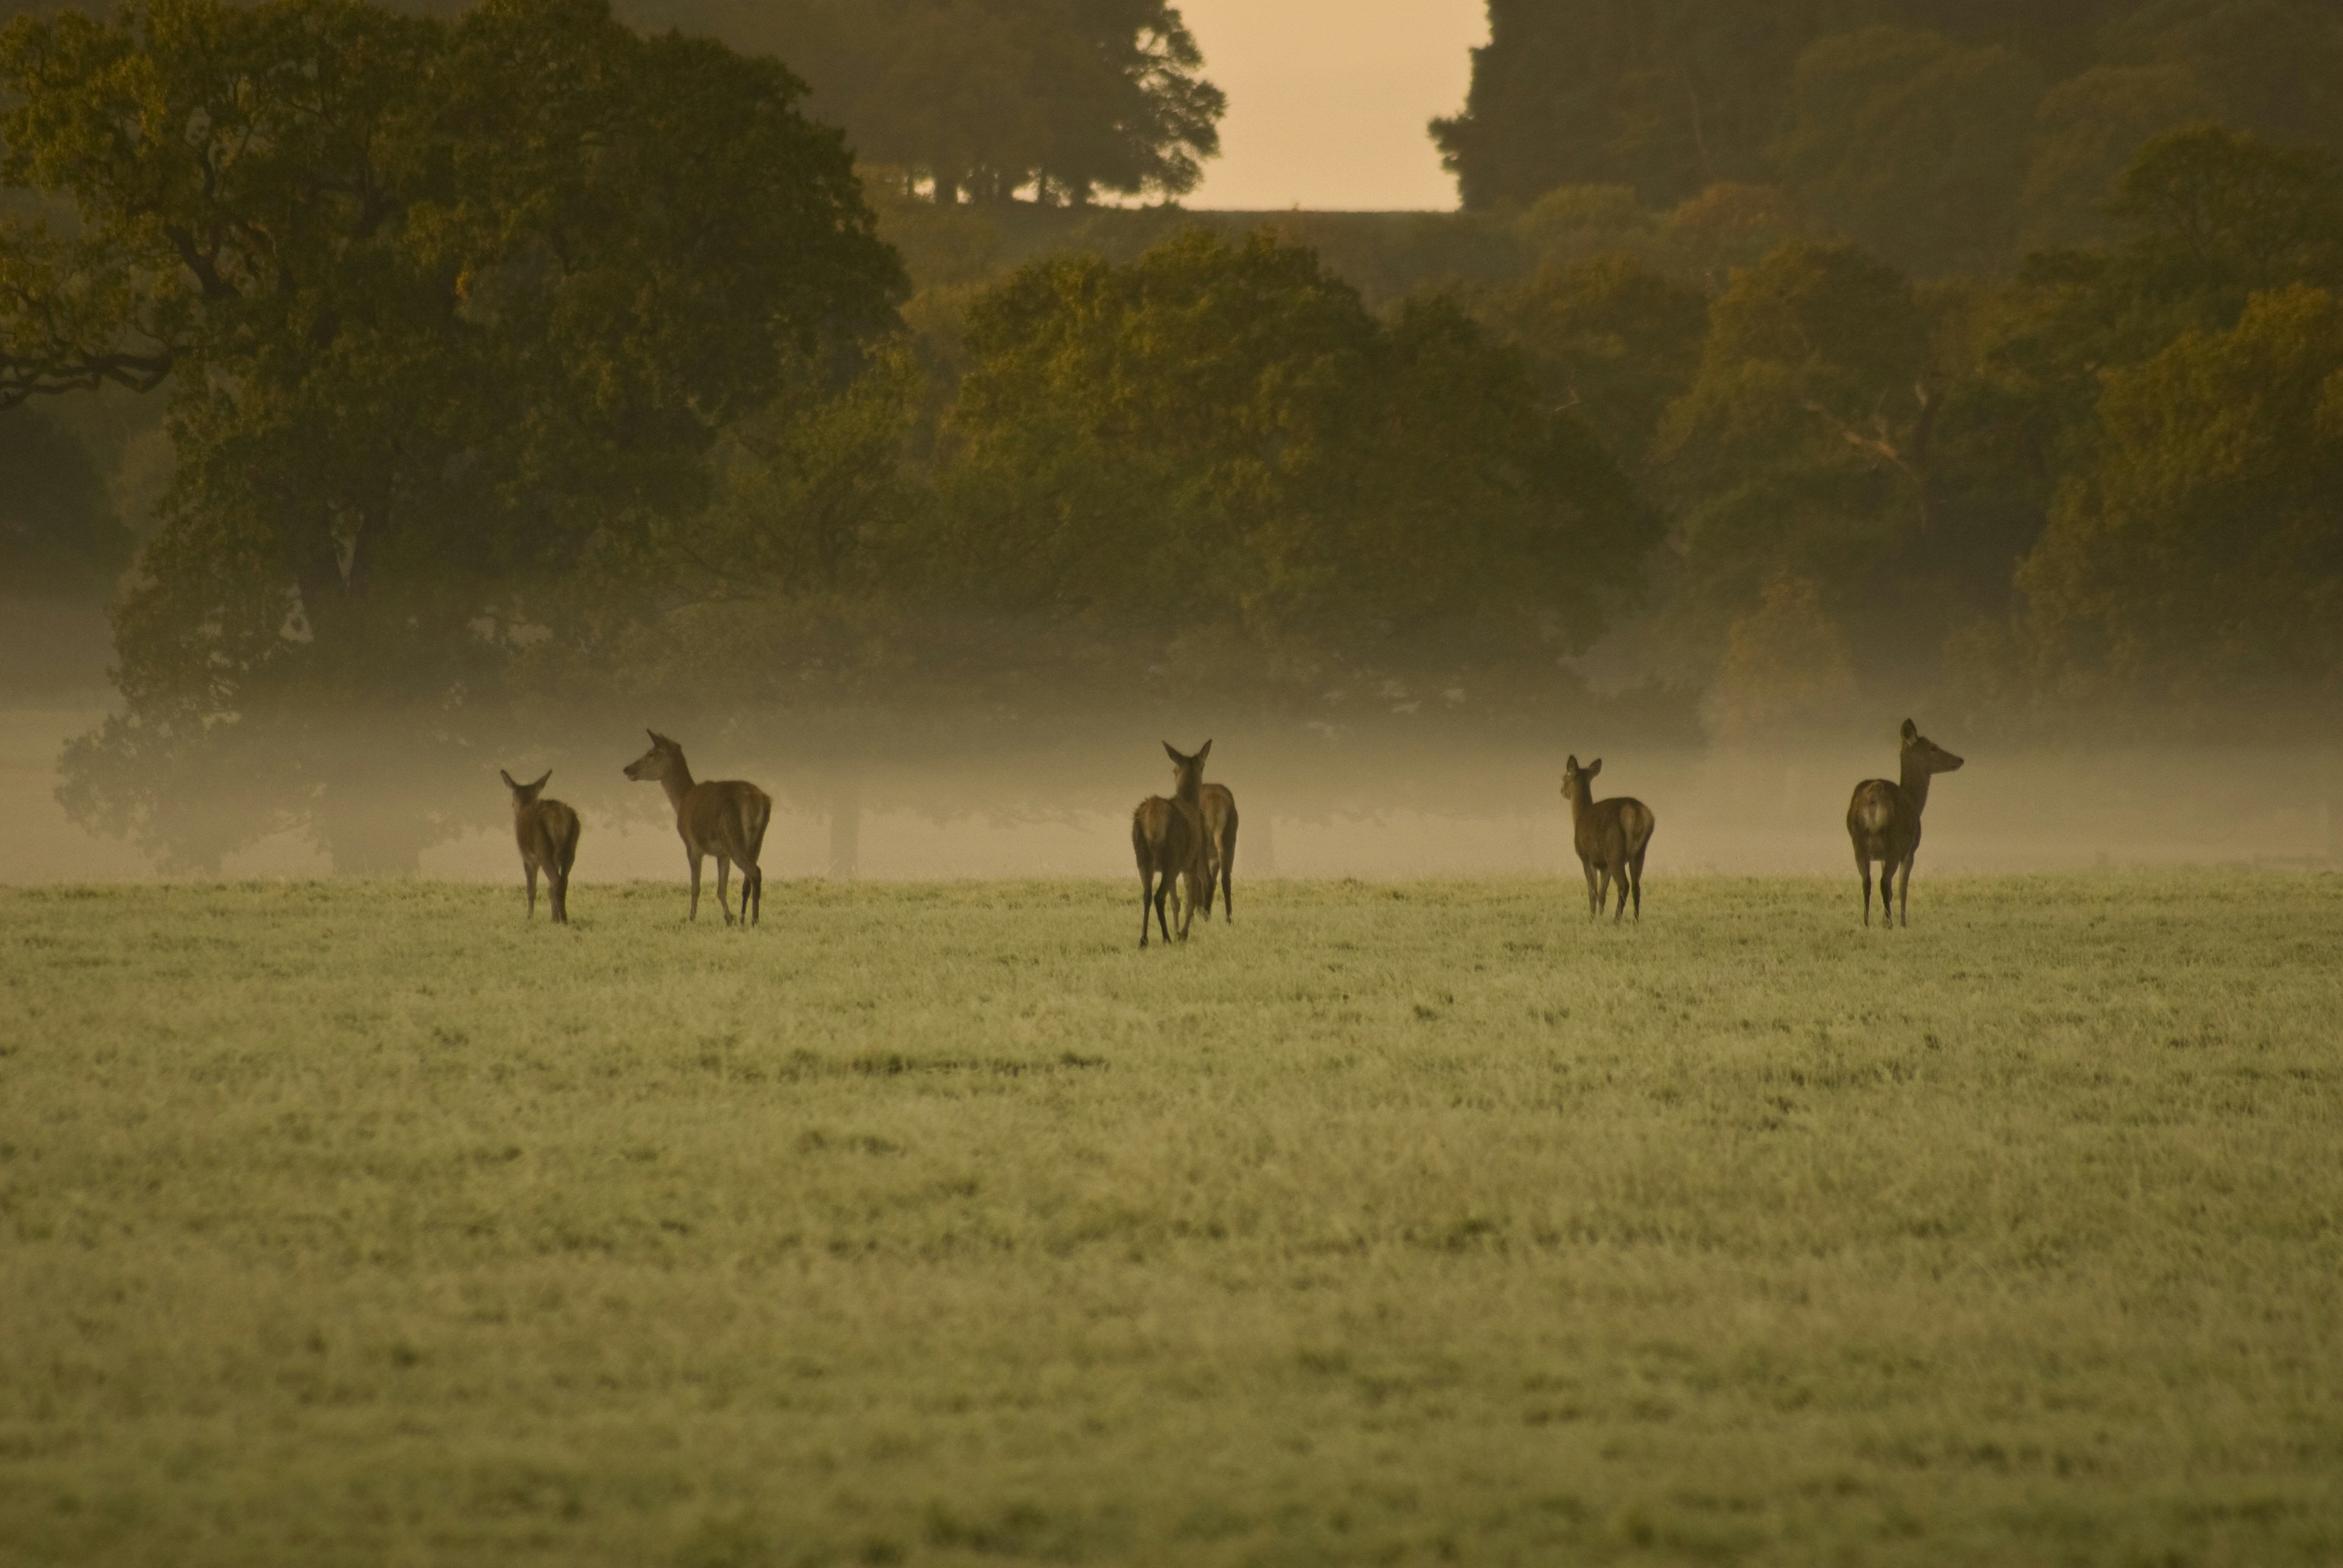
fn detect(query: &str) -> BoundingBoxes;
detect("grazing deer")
[499,769,580,924]
[1196,780,1239,922]
[1561,755,1656,922]
[623,730,772,926]
[1847,718,1965,929]
[1132,740,1210,948]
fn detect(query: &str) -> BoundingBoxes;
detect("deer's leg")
[525,863,538,921]
[1611,862,1628,923]
[554,872,568,925]
[746,864,761,927]
[1139,869,1154,948]
[1155,874,1175,946]
[1629,851,1645,922]
[715,855,735,926]
[688,852,704,921]
[1221,835,1235,923]
[1857,850,1873,927]
[1898,854,1915,929]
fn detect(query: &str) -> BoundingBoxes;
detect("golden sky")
[1175,0,1488,211]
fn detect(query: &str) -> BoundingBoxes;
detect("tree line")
[5,0,2342,872]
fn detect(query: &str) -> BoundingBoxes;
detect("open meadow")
[3,871,2341,1567]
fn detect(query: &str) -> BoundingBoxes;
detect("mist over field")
[4,598,2336,889]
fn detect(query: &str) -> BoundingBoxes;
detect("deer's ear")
[1901,718,1919,742]
[500,769,519,789]
[1196,739,1212,763]
[1565,754,1579,771]
[531,771,552,791]
[1162,741,1182,763]
[1585,758,1602,778]
[646,728,660,743]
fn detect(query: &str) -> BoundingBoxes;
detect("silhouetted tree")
[628,0,1223,206]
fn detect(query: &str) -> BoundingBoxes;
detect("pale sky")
[1174,0,1488,211]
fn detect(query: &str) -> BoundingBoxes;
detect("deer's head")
[624,730,683,783]
[1561,754,1602,805]
[1162,739,1211,799]
[500,768,552,806]
[1899,719,1964,776]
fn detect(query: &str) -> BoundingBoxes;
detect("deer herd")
[499,719,1964,939]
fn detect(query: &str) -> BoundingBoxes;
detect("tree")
[1434,1,1861,211]
[1707,572,1860,739]
[1650,241,1938,675]
[934,228,1651,677]
[2019,65,2217,249]
[2014,283,2343,699]
[4,0,903,866]
[1473,253,1710,463]
[1769,26,2043,273]
[626,0,1223,206]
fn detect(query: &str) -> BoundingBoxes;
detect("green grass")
[2,872,2341,1567]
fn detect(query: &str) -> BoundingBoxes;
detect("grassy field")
[2,871,2340,1567]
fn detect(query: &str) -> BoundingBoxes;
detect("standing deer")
[1561,755,1656,922]
[499,769,580,924]
[1196,777,1239,923]
[624,730,772,926]
[1132,740,1210,948]
[1847,718,1965,928]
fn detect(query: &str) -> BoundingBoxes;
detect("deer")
[1847,718,1965,929]
[1561,755,1656,923]
[1132,740,1210,948]
[499,769,580,924]
[1195,777,1239,923]
[623,730,772,926]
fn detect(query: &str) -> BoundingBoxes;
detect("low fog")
[6,602,2335,888]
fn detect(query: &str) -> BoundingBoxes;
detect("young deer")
[1195,780,1239,923]
[1561,755,1656,922]
[1847,718,1965,928]
[624,730,772,926]
[1132,740,1210,948]
[499,769,580,924]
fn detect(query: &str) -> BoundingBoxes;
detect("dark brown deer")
[624,731,772,926]
[1847,718,1965,929]
[1132,740,1210,948]
[1195,780,1239,922]
[1561,755,1656,922]
[499,768,580,924]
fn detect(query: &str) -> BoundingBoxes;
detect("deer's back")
[1132,795,1201,874]
[1200,783,1237,846]
[1847,779,1918,855]
[681,780,771,859]
[1575,797,1653,866]
[517,802,580,872]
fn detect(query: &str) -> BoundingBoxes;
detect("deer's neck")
[1899,756,1933,816]
[1175,776,1202,809]
[661,765,698,818]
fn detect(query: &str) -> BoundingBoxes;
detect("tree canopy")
[622,0,1223,205]
[937,229,1651,658]
[3,0,903,863]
